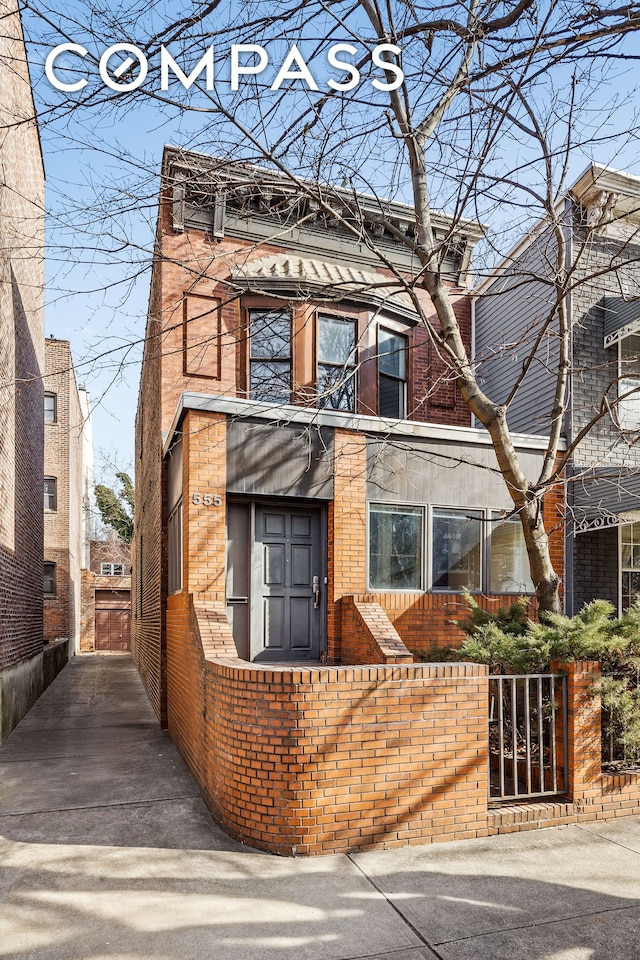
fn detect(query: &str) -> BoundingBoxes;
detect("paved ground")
[1,656,640,960]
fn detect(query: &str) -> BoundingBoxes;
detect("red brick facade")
[133,148,568,851]
[167,590,490,854]
[43,339,85,649]
[0,0,45,677]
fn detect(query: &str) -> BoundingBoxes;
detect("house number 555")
[192,492,222,507]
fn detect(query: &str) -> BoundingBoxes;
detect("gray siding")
[474,225,561,435]
[366,436,545,509]
[226,420,334,498]
[572,527,618,611]
[570,229,640,469]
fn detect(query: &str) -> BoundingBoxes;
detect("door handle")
[312,576,320,609]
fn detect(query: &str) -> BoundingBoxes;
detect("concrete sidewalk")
[1,656,640,960]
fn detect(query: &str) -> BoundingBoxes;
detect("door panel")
[263,596,285,649]
[253,504,323,662]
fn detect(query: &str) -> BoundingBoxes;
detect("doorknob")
[312,576,320,609]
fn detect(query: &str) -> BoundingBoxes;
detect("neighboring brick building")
[80,537,131,653]
[133,147,562,851]
[44,338,92,652]
[475,163,640,616]
[0,0,69,740]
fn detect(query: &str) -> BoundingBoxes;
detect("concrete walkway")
[1,657,640,960]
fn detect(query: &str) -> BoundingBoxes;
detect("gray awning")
[571,468,640,534]
[603,297,640,348]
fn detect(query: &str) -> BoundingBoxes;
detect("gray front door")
[253,504,324,662]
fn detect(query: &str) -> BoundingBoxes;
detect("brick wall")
[411,296,472,427]
[132,292,167,724]
[167,589,490,855]
[0,0,45,675]
[328,429,367,661]
[43,339,84,648]
[340,598,413,665]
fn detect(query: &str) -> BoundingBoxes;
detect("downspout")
[564,197,574,616]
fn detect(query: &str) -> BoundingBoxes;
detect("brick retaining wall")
[167,590,489,854]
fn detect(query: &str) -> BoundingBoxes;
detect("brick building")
[475,163,640,617]
[80,537,131,653]
[0,0,69,740]
[133,147,563,852]
[43,338,93,652]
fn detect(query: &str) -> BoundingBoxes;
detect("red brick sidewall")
[167,591,489,854]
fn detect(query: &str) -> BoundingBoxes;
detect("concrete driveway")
[1,654,640,960]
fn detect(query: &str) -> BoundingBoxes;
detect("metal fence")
[489,673,568,801]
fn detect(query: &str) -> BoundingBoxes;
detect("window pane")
[621,521,640,610]
[369,504,422,590]
[250,360,291,403]
[317,365,355,411]
[622,571,640,611]
[249,309,291,359]
[318,315,355,365]
[432,508,482,591]
[379,374,404,418]
[621,335,640,377]
[618,377,640,430]
[490,515,534,593]
[44,562,56,596]
[44,393,56,423]
[379,328,406,378]
[44,478,57,511]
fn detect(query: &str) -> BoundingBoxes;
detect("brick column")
[551,659,601,805]
[327,429,367,662]
[182,410,227,602]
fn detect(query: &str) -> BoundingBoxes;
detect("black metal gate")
[489,674,568,801]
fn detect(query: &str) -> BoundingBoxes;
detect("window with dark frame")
[249,308,292,403]
[378,327,407,418]
[317,314,356,411]
[44,477,57,512]
[44,393,57,423]
[43,562,56,597]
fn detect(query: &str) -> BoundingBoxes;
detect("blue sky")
[22,1,640,480]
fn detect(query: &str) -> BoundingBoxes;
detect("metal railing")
[489,673,568,801]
